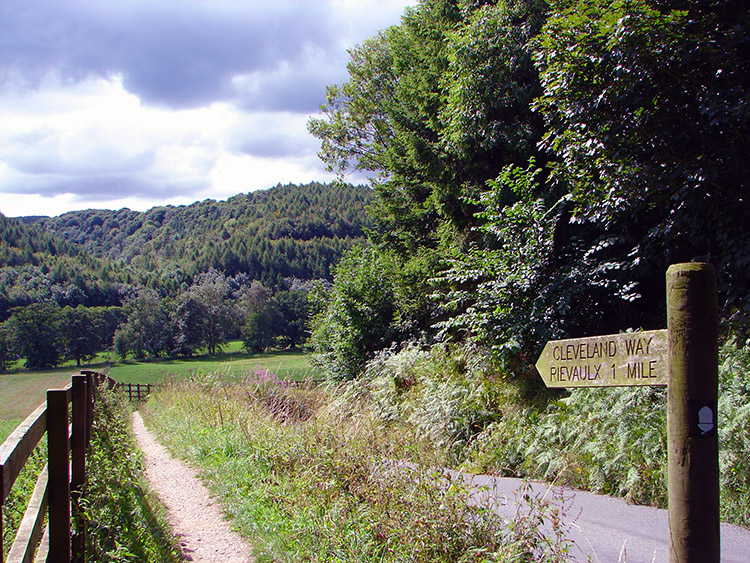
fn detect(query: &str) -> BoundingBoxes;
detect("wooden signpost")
[535,329,669,388]
[535,263,719,563]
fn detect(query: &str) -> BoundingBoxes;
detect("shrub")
[365,343,503,460]
[718,339,750,527]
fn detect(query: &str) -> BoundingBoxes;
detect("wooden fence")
[0,369,112,563]
[120,382,153,402]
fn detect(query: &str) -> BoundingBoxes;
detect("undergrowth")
[348,339,750,527]
[461,339,750,527]
[80,386,181,562]
[144,367,575,562]
[1,442,47,559]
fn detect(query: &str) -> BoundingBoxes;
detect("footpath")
[131,412,253,563]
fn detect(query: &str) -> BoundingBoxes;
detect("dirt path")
[131,411,254,562]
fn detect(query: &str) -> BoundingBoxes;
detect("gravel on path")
[131,411,254,563]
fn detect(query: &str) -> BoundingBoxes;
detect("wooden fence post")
[85,372,93,449]
[47,388,71,563]
[71,375,88,562]
[666,263,720,562]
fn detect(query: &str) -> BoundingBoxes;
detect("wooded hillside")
[1,182,371,318]
[31,182,372,282]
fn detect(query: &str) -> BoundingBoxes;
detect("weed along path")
[131,411,254,562]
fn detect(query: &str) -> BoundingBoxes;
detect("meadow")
[108,342,320,384]
[0,343,318,442]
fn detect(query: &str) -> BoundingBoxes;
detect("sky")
[0,0,416,218]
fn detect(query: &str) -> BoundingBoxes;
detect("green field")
[1,345,320,442]
[0,370,76,442]
[107,346,320,384]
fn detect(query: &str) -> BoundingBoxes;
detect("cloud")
[0,75,330,212]
[0,0,415,217]
[0,0,396,112]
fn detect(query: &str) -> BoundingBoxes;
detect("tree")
[435,161,634,368]
[114,290,172,359]
[272,289,310,349]
[533,0,750,330]
[9,302,63,369]
[172,294,208,356]
[0,321,18,371]
[309,0,548,253]
[308,246,398,379]
[188,270,241,355]
[59,306,100,367]
[242,307,281,353]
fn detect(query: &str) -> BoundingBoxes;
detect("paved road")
[456,472,750,562]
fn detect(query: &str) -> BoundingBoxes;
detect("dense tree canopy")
[533,0,750,329]
[309,0,548,254]
[309,0,750,375]
[35,182,372,285]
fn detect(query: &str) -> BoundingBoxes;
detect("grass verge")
[80,385,182,562]
[143,373,574,562]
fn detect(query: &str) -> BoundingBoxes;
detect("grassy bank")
[2,383,179,561]
[143,373,574,562]
[81,386,181,562]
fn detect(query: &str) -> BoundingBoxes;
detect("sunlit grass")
[0,371,75,421]
[108,346,320,384]
[143,377,574,562]
[0,344,319,425]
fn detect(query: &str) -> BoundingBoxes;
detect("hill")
[1,182,372,320]
[31,182,372,282]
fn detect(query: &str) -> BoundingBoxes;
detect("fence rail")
[0,369,111,563]
[120,382,153,402]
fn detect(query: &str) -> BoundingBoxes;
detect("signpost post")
[535,263,719,563]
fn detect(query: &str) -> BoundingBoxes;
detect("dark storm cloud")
[0,0,341,111]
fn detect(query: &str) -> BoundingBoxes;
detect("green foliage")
[185,269,242,355]
[436,161,639,365]
[114,290,172,359]
[1,442,47,559]
[308,246,399,379]
[718,339,750,526]
[0,320,18,370]
[37,182,372,285]
[364,343,502,460]
[80,386,181,562]
[242,309,279,353]
[533,0,750,331]
[145,375,574,562]
[7,302,63,368]
[310,1,549,252]
[457,338,750,526]
[59,306,101,366]
[466,386,668,506]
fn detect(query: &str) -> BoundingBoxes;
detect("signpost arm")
[666,263,720,563]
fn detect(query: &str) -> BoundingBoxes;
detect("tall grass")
[328,340,750,528]
[143,368,574,562]
[2,386,180,561]
[80,386,181,562]
[1,443,47,558]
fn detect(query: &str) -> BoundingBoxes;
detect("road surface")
[459,472,750,563]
